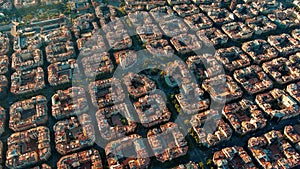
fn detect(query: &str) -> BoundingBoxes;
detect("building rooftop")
[12,49,43,71]
[148,122,188,163]
[175,82,209,115]
[184,13,213,31]
[222,22,253,41]
[53,114,95,155]
[123,73,156,99]
[0,55,9,75]
[103,20,132,50]
[105,134,150,168]
[0,107,5,136]
[150,6,177,23]
[234,65,273,94]
[77,32,107,52]
[173,3,200,17]
[250,0,282,14]
[128,11,153,28]
[215,46,251,72]
[68,0,91,14]
[134,93,171,127]
[43,26,72,44]
[159,18,189,37]
[284,125,300,152]
[14,0,38,8]
[263,57,300,85]
[146,39,174,57]
[0,33,10,55]
[72,13,97,39]
[51,87,89,120]
[124,0,166,12]
[0,75,7,97]
[57,149,103,169]
[287,81,300,104]
[95,4,120,26]
[170,33,202,54]
[172,161,199,169]
[113,50,137,69]
[11,67,45,95]
[186,54,224,81]
[167,0,191,6]
[213,146,256,169]
[233,3,259,20]
[202,75,243,103]
[223,99,267,135]
[45,41,76,63]
[268,33,300,55]
[9,95,48,132]
[96,103,136,141]
[197,27,229,46]
[245,15,277,35]
[190,110,232,147]
[136,23,163,43]
[29,164,51,169]
[88,78,125,108]
[248,130,300,169]
[255,88,299,120]
[292,29,300,41]
[47,59,78,86]
[6,126,51,169]
[13,32,43,51]
[205,7,235,25]
[242,39,278,64]
[268,8,300,28]
[81,52,114,78]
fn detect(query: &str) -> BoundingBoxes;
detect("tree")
[184,119,190,125]
[198,162,205,169]
[206,159,213,166]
